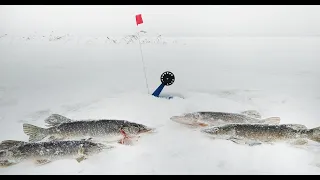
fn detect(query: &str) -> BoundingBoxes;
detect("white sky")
[0,5,320,36]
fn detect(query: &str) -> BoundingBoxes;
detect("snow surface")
[1,6,320,174]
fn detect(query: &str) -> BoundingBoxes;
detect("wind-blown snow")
[1,5,320,175]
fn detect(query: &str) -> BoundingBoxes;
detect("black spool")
[160,71,175,86]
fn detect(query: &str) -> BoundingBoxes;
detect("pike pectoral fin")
[118,137,133,145]
[76,146,88,163]
[34,159,51,165]
[78,146,87,155]
[289,139,309,146]
[0,160,16,168]
[246,141,263,146]
[227,137,262,146]
[226,137,245,144]
[76,156,87,163]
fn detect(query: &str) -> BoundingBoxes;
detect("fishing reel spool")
[160,71,175,86]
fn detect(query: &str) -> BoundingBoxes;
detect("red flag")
[136,14,143,26]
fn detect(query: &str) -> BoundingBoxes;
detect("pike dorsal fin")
[240,110,262,119]
[44,114,73,127]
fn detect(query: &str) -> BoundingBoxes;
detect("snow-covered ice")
[0,5,320,174]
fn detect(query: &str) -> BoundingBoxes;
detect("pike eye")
[212,128,219,132]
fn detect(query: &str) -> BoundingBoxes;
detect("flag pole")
[137,31,150,94]
[136,14,149,94]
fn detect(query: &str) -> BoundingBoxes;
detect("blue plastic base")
[151,83,183,100]
[152,83,165,97]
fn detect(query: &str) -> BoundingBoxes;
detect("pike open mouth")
[139,127,155,133]
[170,116,183,122]
[170,116,199,126]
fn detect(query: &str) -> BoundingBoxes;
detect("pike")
[0,139,112,167]
[22,114,154,144]
[201,123,320,146]
[170,110,280,127]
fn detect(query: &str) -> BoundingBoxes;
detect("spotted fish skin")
[201,123,320,144]
[170,111,280,127]
[0,140,110,166]
[23,114,153,142]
